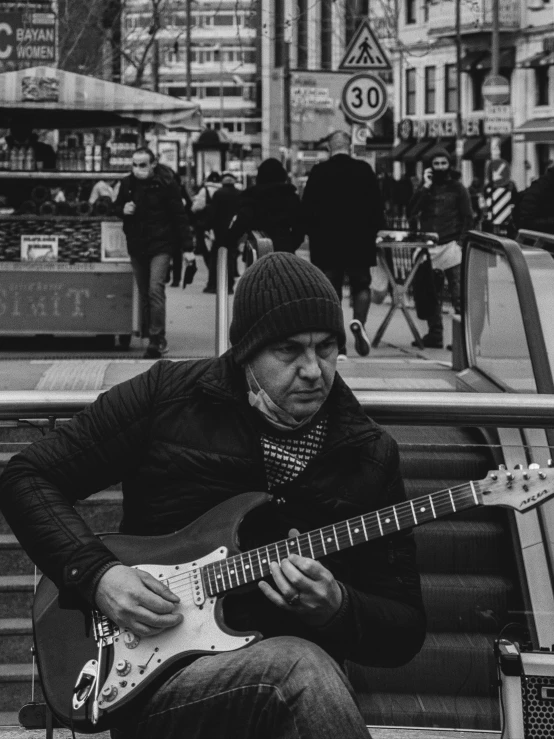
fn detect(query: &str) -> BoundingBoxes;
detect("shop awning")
[402,140,433,162]
[462,137,486,159]
[389,141,413,159]
[520,51,554,69]
[0,66,202,130]
[513,118,554,143]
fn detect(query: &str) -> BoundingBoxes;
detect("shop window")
[472,70,485,111]
[406,68,416,115]
[406,0,416,24]
[445,64,458,113]
[535,66,550,107]
[425,66,436,114]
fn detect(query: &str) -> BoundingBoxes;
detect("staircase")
[0,424,525,732]
[348,425,525,730]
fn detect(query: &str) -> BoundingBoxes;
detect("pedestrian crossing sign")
[339,19,391,71]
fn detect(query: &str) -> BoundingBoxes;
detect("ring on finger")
[286,592,301,607]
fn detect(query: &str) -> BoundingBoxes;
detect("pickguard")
[98,547,258,713]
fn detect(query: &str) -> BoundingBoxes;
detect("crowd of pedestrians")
[115,134,552,359]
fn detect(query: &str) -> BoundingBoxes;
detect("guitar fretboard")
[202,481,480,598]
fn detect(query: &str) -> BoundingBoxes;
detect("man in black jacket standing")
[114,147,189,358]
[408,148,473,348]
[0,253,425,739]
[301,131,385,358]
[519,165,554,234]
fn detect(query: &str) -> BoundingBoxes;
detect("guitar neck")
[203,481,481,598]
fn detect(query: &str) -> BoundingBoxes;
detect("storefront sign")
[398,117,484,140]
[0,12,56,63]
[290,71,350,143]
[21,235,58,261]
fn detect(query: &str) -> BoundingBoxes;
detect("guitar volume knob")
[101,684,118,702]
[115,659,131,676]
[123,631,140,649]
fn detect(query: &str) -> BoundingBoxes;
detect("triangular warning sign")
[339,19,391,71]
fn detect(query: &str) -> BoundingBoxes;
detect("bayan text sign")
[0,12,56,64]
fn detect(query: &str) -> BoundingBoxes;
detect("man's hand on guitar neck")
[95,565,183,636]
[259,529,344,627]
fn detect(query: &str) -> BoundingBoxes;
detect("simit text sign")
[0,12,56,63]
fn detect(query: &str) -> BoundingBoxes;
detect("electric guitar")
[31,465,554,733]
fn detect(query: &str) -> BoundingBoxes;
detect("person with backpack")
[191,171,222,292]
[114,147,189,358]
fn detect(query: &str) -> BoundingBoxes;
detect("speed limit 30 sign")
[341,73,388,124]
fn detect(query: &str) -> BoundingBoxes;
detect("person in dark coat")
[518,166,554,234]
[0,253,425,739]
[114,147,189,358]
[227,158,304,254]
[207,171,241,293]
[301,130,385,358]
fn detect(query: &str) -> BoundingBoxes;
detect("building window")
[321,0,332,69]
[406,68,416,115]
[406,0,416,24]
[274,0,284,67]
[214,14,234,26]
[297,0,308,69]
[536,66,550,106]
[445,64,458,113]
[345,0,369,44]
[472,70,484,111]
[424,66,436,114]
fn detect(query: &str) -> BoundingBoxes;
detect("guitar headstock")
[480,463,554,512]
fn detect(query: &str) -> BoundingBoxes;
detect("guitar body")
[32,491,270,734]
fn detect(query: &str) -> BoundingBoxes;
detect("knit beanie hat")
[429,146,452,164]
[230,252,345,363]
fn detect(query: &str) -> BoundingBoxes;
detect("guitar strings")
[148,483,481,598]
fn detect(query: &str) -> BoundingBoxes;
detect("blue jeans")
[130,253,171,341]
[114,636,370,739]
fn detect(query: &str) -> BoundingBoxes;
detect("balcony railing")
[428,0,520,34]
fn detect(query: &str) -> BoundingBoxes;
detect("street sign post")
[482,75,511,105]
[341,73,388,124]
[486,158,511,188]
[339,19,391,71]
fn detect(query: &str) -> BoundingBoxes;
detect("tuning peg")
[514,464,523,470]
[489,473,498,481]
[529,463,540,470]
[499,464,507,471]
[548,460,554,468]
[540,472,547,480]
[506,472,514,482]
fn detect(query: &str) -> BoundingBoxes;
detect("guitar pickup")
[72,659,98,710]
[191,568,205,606]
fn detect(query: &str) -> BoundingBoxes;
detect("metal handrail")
[463,230,554,397]
[1,390,554,428]
[517,229,554,253]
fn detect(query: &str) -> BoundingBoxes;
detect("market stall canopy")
[0,66,202,131]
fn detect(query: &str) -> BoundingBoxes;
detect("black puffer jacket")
[408,173,473,245]
[227,182,304,253]
[0,355,425,668]
[114,164,189,257]
[519,167,554,235]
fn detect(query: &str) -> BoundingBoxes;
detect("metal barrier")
[1,389,554,427]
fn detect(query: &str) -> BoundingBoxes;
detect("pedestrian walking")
[114,147,189,358]
[191,172,222,292]
[227,158,304,255]
[209,171,241,293]
[301,130,385,359]
[517,165,554,235]
[407,147,473,349]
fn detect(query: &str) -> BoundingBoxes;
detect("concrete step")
[0,577,36,619]
[0,489,123,535]
[0,665,42,713]
[0,537,35,576]
[0,619,33,664]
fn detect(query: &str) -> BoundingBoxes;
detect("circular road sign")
[341,73,388,124]
[482,74,510,105]
[486,158,511,187]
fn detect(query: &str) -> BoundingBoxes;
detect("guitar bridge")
[92,610,120,646]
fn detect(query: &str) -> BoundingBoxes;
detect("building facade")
[393,0,554,189]
[122,0,262,164]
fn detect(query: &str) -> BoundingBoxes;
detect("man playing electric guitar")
[0,252,426,739]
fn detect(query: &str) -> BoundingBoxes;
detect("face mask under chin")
[245,365,321,431]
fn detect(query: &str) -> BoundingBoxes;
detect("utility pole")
[185,0,192,100]
[455,0,463,170]
[490,0,500,160]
